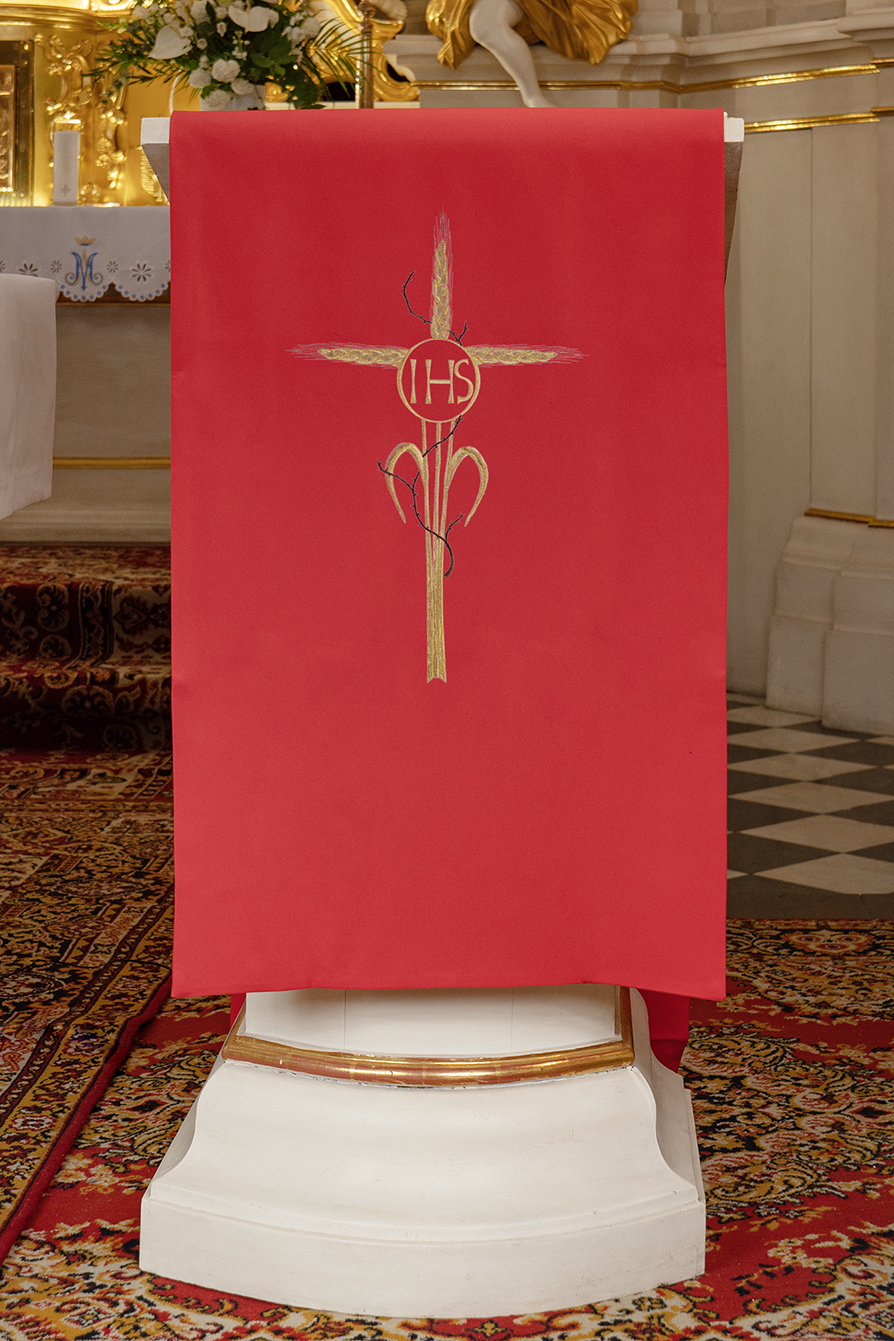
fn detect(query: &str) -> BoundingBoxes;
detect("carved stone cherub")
[433,0,635,105]
[379,0,636,107]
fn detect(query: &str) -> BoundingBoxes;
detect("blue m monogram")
[66,247,102,292]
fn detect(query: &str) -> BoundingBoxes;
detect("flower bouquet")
[95,0,355,109]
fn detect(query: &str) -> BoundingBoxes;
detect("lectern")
[140,108,738,1314]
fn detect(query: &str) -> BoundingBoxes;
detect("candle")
[52,130,80,205]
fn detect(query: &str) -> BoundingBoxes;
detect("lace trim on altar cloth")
[0,206,171,303]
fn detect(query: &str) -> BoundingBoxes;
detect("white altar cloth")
[0,275,56,520]
[0,207,170,302]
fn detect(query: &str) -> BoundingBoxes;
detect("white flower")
[293,14,321,36]
[202,87,233,107]
[216,20,226,31]
[190,0,209,16]
[197,36,207,45]
[230,76,255,93]
[131,5,149,17]
[149,24,191,57]
[228,3,277,29]
[199,53,209,64]
[188,66,212,84]
[211,57,240,79]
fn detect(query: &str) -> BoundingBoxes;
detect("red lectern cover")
[170,108,728,999]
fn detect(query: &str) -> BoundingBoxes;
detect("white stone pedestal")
[140,985,704,1316]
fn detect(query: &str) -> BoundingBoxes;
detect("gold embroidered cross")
[293,216,579,683]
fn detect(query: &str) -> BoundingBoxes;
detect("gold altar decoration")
[0,0,178,206]
[305,0,417,102]
[1,0,414,209]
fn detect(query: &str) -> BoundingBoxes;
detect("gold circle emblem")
[398,338,481,421]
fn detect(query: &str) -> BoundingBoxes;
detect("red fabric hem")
[650,1038,688,1071]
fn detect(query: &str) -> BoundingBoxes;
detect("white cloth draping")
[0,206,170,302]
[0,274,56,521]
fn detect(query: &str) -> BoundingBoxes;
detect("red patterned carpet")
[1,921,892,1339]
[0,748,173,1262]
[0,545,171,749]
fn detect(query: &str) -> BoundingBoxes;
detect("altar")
[0,205,171,544]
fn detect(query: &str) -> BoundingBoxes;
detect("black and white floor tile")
[727,695,894,918]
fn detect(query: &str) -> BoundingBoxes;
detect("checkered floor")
[727,695,894,918]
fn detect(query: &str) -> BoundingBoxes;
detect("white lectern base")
[140,987,704,1316]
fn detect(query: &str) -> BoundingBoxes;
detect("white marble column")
[767,13,894,732]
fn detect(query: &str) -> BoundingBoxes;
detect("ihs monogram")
[294,216,579,683]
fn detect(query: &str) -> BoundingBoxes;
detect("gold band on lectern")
[222,985,634,1086]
